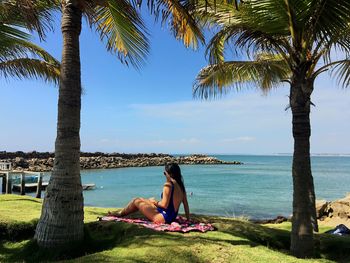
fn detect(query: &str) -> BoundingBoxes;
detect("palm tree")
[34,0,204,248]
[192,0,350,258]
[0,1,59,83]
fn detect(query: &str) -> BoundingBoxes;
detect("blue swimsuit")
[157,182,178,223]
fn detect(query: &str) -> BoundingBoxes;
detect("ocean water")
[78,155,350,219]
[6,155,350,219]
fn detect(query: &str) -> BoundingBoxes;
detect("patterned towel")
[99,215,215,233]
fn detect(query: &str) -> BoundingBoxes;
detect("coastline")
[0,151,243,172]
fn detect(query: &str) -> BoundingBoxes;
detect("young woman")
[108,163,190,224]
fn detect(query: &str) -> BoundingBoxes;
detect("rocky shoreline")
[256,194,350,226]
[316,194,350,227]
[0,151,243,172]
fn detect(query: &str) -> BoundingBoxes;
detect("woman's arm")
[156,183,172,209]
[183,193,190,221]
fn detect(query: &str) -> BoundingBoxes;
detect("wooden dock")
[12,182,49,192]
[12,183,95,192]
[1,162,96,197]
[0,170,44,198]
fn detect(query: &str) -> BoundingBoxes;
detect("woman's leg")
[133,198,165,224]
[108,198,165,223]
[108,197,141,216]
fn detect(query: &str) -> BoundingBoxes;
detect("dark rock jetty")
[0,151,243,172]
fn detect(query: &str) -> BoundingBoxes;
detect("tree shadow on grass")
[0,198,42,204]
[0,240,26,262]
[76,246,204,263]
[0,219,38,241]
[1,221,206,262]
[213,218,290,250]
[316,233,350,263]
[84,215,287,258]
[214,218,350,262]
[3,215,350,262]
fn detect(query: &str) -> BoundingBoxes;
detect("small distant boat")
[83,184,95,190]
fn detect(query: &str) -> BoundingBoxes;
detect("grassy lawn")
[1,195,349,262]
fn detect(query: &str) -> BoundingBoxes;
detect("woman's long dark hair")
[165,163,186,193]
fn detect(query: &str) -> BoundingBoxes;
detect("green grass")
[1,195,350,262]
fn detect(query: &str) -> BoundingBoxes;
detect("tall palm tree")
[192,0,350,258]
[0,1,59,83]
[34,0,204,248]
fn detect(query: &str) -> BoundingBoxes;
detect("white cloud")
[121,87,350,154]
[221,137,256,143]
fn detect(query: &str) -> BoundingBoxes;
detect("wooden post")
[1,174,6,193]
[6,172,12,194]
[20,173,25,195]
[36,173,43,198]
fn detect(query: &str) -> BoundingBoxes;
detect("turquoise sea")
[73,155,350,220]
[7,155,349,220]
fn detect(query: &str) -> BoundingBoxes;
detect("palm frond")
[311,0,350,45]
[92,0,149,69]
[15,39,60,66]
[239,0,289,35]
[193,56,290,99]
[205,23,291,66]
[0,24,31,60]
[0,38,59,66]
[192,0,292,64]
[0,58,59,84]
[315,27,350,66]
[330,59,350,89]
[0,0,59,40]
[147,0,205,48]
[0,23,30,43]
[309,1,350,63]
[205,27,226,64]
[0,2,60,83]
[190,0,241,29]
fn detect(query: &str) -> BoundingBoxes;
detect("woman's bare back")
[171,180,184,212]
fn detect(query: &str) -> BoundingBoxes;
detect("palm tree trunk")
[35,1,84,248]
[289,74,317,258]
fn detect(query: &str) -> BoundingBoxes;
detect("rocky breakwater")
[0,151,242,172]
[316,194,350,227]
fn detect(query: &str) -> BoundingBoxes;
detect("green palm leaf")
[0,58,59,84]
[192,0,293,65]
[148,0,205,48]
[0,0,58,40]
[331,59,350,88]
[311,0,350,42]
[194,56,290,99]
[206,23,291,65]
[0,23,30,43]
[92,0,149,69]
[0,1,60,83]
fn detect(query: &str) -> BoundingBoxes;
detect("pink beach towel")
[99,215,215,233]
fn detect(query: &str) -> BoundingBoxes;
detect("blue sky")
[1,11,349,154]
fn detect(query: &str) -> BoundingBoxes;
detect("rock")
[14,157,29,168]
[316,194,350,227]
[316,200,329,218]
[1,152,243,172]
